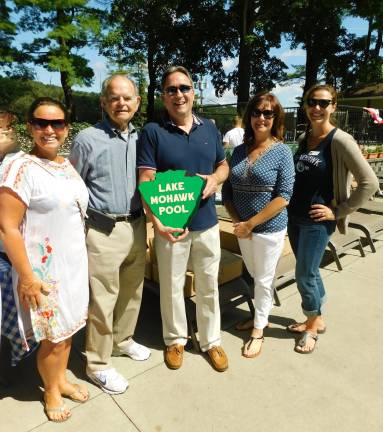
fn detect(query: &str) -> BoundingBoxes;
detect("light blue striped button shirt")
[70,119,142,214]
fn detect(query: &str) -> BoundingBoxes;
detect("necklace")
[244,138,276,177]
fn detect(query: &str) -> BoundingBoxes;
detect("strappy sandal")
[242,336,264,358]
[294,331,318,354]
[63,383,89,403]
[43,401,71,422]
[287,322,326,334]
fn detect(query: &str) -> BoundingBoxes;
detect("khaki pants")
[85,216,146,371]
[155,224,221,352]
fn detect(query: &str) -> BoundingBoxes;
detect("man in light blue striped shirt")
[70,74,150,395]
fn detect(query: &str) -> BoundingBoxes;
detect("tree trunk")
[146,38,156,122]
[302,39,319,97]
[236,0,250,114]
[60,70,75,121]
[374,27,382,58]
[364,17,373,64]
[57,8,75,121]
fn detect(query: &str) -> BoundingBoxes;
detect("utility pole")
[197,78,207,111]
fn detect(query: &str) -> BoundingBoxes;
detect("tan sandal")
[63,383,89,403]
[44,401,71,422]
[242,336,264,358]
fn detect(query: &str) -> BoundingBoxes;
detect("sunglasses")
[251,109,275,119]
[306,98,333,108]
[30,118,67,130]
[164,85,193,96]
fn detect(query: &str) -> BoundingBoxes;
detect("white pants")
[155,224,221,351]
[238,229,286,329]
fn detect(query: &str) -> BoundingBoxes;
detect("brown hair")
[161,66,193,90]
[0,108,17,129]
[243,92,285,144]
[27,97,69,123]
[303,83,337,126]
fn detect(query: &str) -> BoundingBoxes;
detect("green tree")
[0,0,30,75]
[15,0,101,120]
[102,0,235,121]
[347,0,383,85]
[206,1,288,113]
[283,0,348,97]
[102,0,182,121]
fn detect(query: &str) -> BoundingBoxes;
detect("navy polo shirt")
[138,115,225,231]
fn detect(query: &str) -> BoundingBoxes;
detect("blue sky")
[13,15,368,107]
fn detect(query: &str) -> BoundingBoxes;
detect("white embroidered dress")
[1,153,89,347]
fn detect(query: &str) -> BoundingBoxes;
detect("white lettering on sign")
[150,192,194,205]
[159,204,189,215]
[158,182,185,192]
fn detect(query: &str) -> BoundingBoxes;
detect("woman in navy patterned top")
[222,92,295,358]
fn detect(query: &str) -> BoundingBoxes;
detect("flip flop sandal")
[242,336,264,358]
[294,331,318,354]
[287,323,326,335]
[64,383,89,403]
[44,401,72,422]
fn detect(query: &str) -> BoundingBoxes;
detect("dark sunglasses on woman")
[30,118,67,130]
[306,98,333,108]
[251,109,275,119]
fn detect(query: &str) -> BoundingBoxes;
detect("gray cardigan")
[298,129,379,234]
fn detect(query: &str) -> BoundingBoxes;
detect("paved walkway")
[1,234,383,432]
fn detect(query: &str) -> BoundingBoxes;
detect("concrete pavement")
[1,234,383,432]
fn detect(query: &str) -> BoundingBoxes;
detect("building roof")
[344,83,383,98]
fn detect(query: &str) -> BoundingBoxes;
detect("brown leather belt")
[113,209,144,222]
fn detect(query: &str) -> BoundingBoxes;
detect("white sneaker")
[86,367,128,395]
[113,339,151,361]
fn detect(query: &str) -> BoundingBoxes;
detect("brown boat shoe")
[164,344,184,369]
[207,346,228,372]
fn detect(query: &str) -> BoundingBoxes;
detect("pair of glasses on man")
[306,98,333,108]
[164,85,193,96]
[251,109,275,119]
[30,118,67,130]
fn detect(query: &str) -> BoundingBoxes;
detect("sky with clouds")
[13,16,367,108]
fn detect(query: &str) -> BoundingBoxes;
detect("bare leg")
[37,339,72,422]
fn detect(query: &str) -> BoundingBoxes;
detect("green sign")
[139,170,204,231]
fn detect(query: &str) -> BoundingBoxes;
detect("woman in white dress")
[0,98,89,422]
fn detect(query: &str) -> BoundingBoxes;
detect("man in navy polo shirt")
[138,66,229,372]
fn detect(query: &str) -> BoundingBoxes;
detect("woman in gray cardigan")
[287,84,378,354]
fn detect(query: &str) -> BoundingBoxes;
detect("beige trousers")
[155,224,221,352]
[85,216,146,371]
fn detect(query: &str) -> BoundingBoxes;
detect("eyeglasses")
[251,109,275,119]
[164,85,193,96]
[306,98,333,108]
[30,118,67,130]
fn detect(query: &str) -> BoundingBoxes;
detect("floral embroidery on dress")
[30,238,60,341]
[2,158,30,189]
